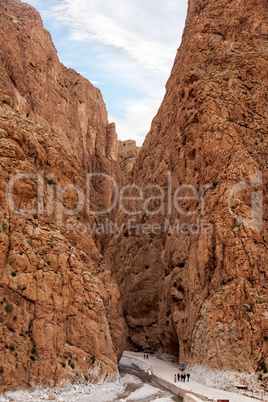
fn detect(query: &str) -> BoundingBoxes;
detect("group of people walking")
[174,373,190,382]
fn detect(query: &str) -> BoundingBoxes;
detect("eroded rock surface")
[0,0,119,179]
[0,0,126,387]
[106,0,268,373]
[118,140,140,181]
[0,95,126,390]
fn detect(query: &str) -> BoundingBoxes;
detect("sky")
[23,0,188,145]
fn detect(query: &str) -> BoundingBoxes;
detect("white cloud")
[109,97,162,146]
[90,80,102,86]
[54,0,187,78]
[51,0,188,144]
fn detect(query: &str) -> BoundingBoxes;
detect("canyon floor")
[1,352,267,401]
[0,358,179,402]
[122,351,267,402]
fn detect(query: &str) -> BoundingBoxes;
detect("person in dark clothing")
[177,373,180,381]
[144,354,145,359]
[183,374,186,381]
[187,373,190,381]
[174,374,177,382]
[146,354,149,359]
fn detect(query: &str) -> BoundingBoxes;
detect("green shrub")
[108,321,112,330]
[76,216,81,221]
[2,222,7,230]
[13,316,17,321]
[244,304,254,313]
[70,363,75,369]
[11,272,17,277]
[10,344,15,351]
[61,362,66,368]
[31,347,36,355]
[46,177,56,185]
[30,355,36,361]
[260,362,267,373]
[66,339,73,346]
[27,240,33,248]
[0,366,3,373]
[0,316,3,323]
[5,303,14,313]
[33,214,38,219]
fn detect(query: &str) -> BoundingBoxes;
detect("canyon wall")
[118,140,140,182]
[0,94,125,390]
[106,0,268,373]
[0,0,126,391]
[0,0,267,390]
[0,0,120,208]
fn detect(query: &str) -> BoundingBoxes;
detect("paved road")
[123,351,263,402]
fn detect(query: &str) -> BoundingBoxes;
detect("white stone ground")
[1,352,267,401]
[0,371,175,401]
[1,382,124,402]
[123,351,268,402]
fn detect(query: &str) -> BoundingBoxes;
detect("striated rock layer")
[0,94,126,391]
[0,0,126,391]
[106,0,268,373]
[0,0,120,214]
[118,140,140,183]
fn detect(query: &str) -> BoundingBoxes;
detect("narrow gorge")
[106,0,268,375]
[0,0,267,394]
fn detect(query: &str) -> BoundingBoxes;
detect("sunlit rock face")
[118,140,140,182]
[0,0,126,390]
[0,0,120,180]
[0,95,126,390]
[0,0,267,390]
[106,0,268,373]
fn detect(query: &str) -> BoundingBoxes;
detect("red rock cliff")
[106,0,268,374]
[0,0,126,391]
[0,0,118,172]
[118,140,140,182]
[0,94,126,390]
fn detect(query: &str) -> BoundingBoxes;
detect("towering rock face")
[0,0,126,391]
[0,0,118,172]
[118,140,140,182]
[107,0,268,373]
[0,94,125,390]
